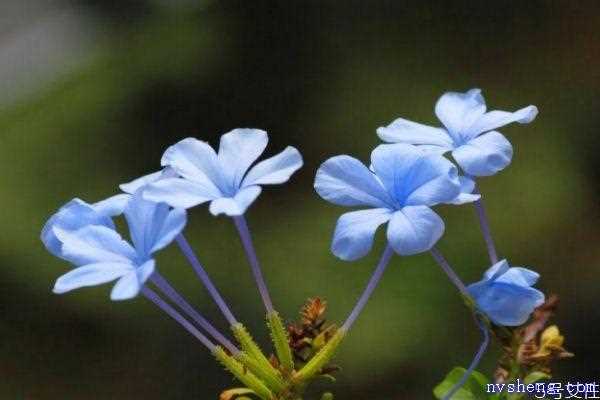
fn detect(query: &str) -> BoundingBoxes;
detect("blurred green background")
[1,1,599,398]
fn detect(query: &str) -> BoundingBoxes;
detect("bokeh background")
[1,1,599,398]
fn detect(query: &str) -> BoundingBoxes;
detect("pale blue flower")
[377,89,538,177]
[45,191,187,300]
[143,129,303,216]
[42,198,119,260]
[314,143,468,261]
[468,260,545,326]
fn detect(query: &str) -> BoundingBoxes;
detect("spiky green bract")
[232,323,282,378]
[235,351,286,393]
[213,346,274,400]
[293,328,345,383]
[267,311,295,373]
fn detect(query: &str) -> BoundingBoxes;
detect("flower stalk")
[176,234,238,325]
[141,287,215,351]
[149,271,239,354]
[234,215,275,314]
[342,245,395,331]
[471,185,499,265]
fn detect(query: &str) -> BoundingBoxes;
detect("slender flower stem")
[442,314,490,400]
[232,215,274,314]
[472,183,499,265]
[342,244,395,331]
[141,286,215,351]
[176,234,238,326]
[150,272,239,355]
[430,247,469,296]
[429,247,490,400]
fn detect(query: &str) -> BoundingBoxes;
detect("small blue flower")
[314,143,468,261]
[468,260,545,326]
[143,129,303,216]
[44,191,187,300]
[377,89,538,177]
[41,198,119,260]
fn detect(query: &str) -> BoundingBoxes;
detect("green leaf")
[320,393,334,400]
[524,371,551,384]
[433,367,490,400]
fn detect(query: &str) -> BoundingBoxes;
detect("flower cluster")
[41,89,551,399]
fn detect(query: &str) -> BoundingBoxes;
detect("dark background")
[1,1,599,398]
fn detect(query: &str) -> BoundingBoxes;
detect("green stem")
[267,311,295,373]
[213,346,274,400]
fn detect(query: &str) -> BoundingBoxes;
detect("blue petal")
[53,262,133,294]
[314,155,393,208]
[483,259,510,281]
[371,144,460,206]
[435,89,486,141]
[448,176,481,205]
[466,105,538,140]
[386,206,444,255]
[143,177,219,209]
[470,282,545,326]
[54,225,137,266]
[208,186,262,216]
[452,131,513,177]
[93,194,130,217]
[496,266,540,287]
[150,208,187,253]
[124,191,187,256]
[160,138,226,195]
[331,208,392,261]
[120,168,177,194]
[41,199,115,259]
[376,117,453,151]
[110,260,155,301]
[217,129,268,188]
[242,146,303,187]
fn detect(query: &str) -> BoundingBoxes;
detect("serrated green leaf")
[433,367,490,400]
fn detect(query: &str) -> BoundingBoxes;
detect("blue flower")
[468,260,545,326]
[314,143,468,261]
[41,198,119,260]
[377,89,538,177]
[44,191,187,300]
[143,129,303,216]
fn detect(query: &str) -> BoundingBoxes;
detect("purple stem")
[472,184,499,265]
[233,215,274,314]
[429,247,490,400]
[442,314,490,400]
[342,245,395,332]
[176,234,238,326]
[430,247,469,296]
[141,287,215,351]
[150,272,239,354]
